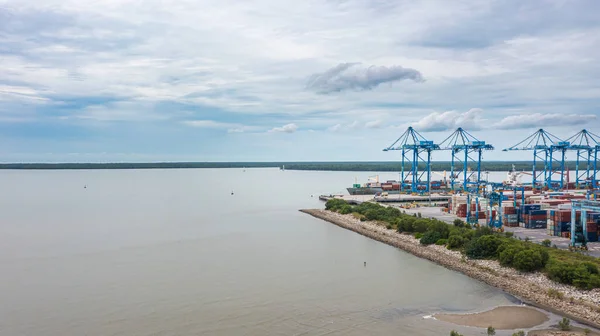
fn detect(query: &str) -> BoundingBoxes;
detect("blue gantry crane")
[383,127,440,194]
[565,129,600,189]
[438,128,494,194]
[503,129,569,190]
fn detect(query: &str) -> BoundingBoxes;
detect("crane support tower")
[569,200,600,251]
[383,127,440,194]
[488,190,503,231]
[503,129,568,190]
[565,129,600,189]
[439,128,493,194]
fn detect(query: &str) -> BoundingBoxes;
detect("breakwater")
[300,209,600,329]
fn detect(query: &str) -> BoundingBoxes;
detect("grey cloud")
[409,109,597,132]
[413,1,600,50]
[306,63,424,94]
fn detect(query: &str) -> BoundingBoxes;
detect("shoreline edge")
[300,208,600,330]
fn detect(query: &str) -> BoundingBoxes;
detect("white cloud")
[183,120,259,133]
[365,120,383,128]
[327,120,361,132]
[183,120,232,128]
[410,108,484,132]
[268,123,298,133]
[328,124,342,132]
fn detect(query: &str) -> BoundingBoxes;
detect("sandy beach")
[300,209,600,330]
[435,306,549,329]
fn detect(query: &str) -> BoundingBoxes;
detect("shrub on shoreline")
[324,199,600,289]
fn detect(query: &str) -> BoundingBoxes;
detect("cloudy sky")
[1,0,599,162]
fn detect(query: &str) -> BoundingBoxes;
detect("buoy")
[364,261,366,267]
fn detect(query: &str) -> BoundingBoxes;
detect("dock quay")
[318,194,451,205]
[318,194,367,205]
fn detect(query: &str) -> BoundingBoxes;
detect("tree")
[450,331,463,336]
[541,239,551,247]
[465,235,502,259]
[487,326,496,336]
[413,219,430,233]
[512,331,525,336]
[448,235,466,249]
[558,317,571,331]
[453,219,465,227]
[420,231,442,245]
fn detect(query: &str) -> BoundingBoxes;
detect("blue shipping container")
[526,220,547,229]
[530,210,547,216]
[589,212,600,220]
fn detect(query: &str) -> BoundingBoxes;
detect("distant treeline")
[0,161,593,171]
[284,161,592,172]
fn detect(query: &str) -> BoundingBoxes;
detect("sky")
[1,0,600,162]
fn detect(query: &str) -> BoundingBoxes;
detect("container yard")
[324,127,600,253]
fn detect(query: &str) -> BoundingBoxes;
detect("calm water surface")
[0,169,518,335]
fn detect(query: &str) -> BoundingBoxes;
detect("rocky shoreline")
[300,209,600,330]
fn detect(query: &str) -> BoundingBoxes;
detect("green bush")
[325,198,347,211]
[474,226,495,238]
[547,288,564,300]
[413,219,430,233]
[450,331,463,336]
[414,232,424,239]
[546,260,600,289]
[453,219,465,227]
[436,238,448,246]
[558,317,571,331]
[364,209,379,221]
[339,204,353,214]
[541,239,551,247]
[448,235,466,249]
[398,217,416,232]
[466,235,503,259]
[487,326,496,335]
[420,231,442,245]
[498,242,549,272]
[512,331,525,336]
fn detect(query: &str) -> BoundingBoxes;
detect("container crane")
[503,129,568,190]
[383,127,440,194]
[565,129,600,189]
[438,128,494,194]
